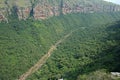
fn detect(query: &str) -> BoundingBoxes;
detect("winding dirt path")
[18,30,74,80]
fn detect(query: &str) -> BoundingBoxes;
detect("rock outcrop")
[0,0,120,21]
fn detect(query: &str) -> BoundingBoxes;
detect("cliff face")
[0,0,120,21]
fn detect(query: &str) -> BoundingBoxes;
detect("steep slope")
[0,0,120,21]
[27,13,120,80]
[0,12,120,80]
[19,29,75,80]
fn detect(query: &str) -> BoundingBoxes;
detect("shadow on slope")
[65,21,120,80]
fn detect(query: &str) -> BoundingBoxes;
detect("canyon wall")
[0,0,120,22]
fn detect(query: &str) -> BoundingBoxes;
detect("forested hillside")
[0,12,120,80]
[26,12,120,80]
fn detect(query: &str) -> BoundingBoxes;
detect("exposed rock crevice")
[0,0,120,21]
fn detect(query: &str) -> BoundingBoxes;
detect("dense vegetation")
[0,12,120,80]
[27,13,120,80]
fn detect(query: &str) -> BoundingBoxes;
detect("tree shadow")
[65,21,120,80]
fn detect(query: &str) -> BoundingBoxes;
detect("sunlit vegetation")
[27,17,120,80]
[0,12,120,80]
